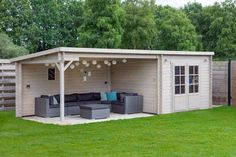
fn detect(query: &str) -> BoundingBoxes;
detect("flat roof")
[10,47,214,62]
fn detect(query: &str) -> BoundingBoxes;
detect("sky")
[156,0,225,8]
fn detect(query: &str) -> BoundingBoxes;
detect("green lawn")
[0,106,236,157]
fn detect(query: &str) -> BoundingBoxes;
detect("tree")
[0,0,84,53]
[121,0,156,49]
[78,0,125,48]
[0,33,28,58]
[153,6,201,51]
[183,2,204,36]
[0,0,32,47]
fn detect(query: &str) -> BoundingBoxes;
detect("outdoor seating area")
[35,92,144,120]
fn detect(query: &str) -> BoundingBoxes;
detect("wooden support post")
[59,61,65,121]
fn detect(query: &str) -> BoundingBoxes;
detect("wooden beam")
[59,61,65,121]
[64,60,73,71]
[15,63,22,117]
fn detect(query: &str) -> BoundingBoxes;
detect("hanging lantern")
[104,60,109,64]
[107,62,111,66]
[70,64,75,69]
[75,62,80,66]
[112,60,117,65]
[122,59,127,63]
[85,63,90,67]
[92,60,97,65]
[97,64,101,69]
[82,60,87,65]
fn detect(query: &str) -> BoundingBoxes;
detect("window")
[175,66,185,94]
[48,68,55,80]
[189,66,199,93]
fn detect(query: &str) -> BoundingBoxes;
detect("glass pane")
[175,76,180,84]
[195,85,199,93]
[189,66,194,74]
[181,66,185,74]
[195,66,199,74]
[48,68,55,80]
[181,85,185,94]
[189,85,194,93]
[194,75,199,83]
[189,76,193,84]
[175,86,180,94]
[175,66,180,75]
[181,76,185,84]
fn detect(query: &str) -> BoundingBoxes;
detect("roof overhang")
[10,47,214,63]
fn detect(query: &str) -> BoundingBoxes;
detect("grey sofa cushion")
[49,103,60,108]
[65,102,80,107]
[78,93,93,101]
[80,104,109,110]
[65,94,78,103]
[111,101,124,106]
[84,101,101,105]
[92,93,101,100]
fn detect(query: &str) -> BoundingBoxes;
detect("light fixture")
[83,76,87,81]
[88,71,92,77]
[92,60,97,65]
[112,60,117,65]
[97,64,101,69]
[45,63,49,67]
[82,60,87,65]
[85,63,90,67]
[75,62,80,66]
[51,63,56,67]
[122,59,127,63]
[70,64,75,69]
[107,62,111,66]
[104,60,109,64]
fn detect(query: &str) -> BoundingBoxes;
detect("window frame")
[48,68,56,80]
[189,65,199,94]
[174,66,186,95]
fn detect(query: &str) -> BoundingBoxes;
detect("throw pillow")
[100,92,107,101]
[106,91,117,101]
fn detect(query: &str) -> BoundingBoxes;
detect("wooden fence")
[212,61,228,105]
[0,59,15,110]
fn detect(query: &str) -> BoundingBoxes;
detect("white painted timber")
[10,47,214,63]
[111,59,158,114]
[160,55,211,114]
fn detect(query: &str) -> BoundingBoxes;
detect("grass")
[0,106,236,157]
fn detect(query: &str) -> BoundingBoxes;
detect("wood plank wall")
[212,61,228,105]
[0,59,15,108]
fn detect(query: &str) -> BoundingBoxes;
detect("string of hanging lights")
[45,59,127,81]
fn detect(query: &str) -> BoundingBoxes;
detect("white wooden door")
[173,63,201,112]
[173,64,189,112]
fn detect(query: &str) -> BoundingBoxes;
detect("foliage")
[1,107,236,156]
[0,33,28,58]
[153,6,201,51]
[78,0,125,48]
[121,0,156,49]
[0,0,83,53]
[184,0,236,58]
